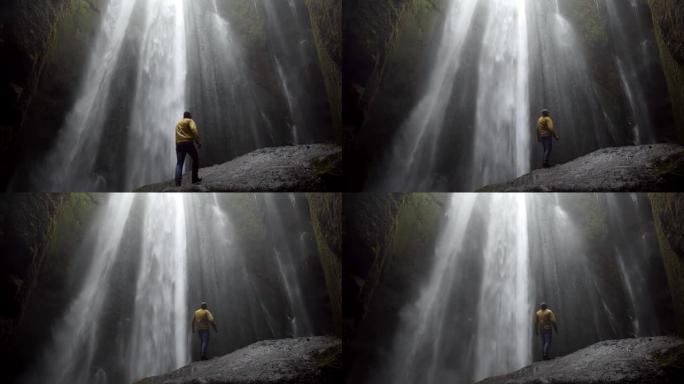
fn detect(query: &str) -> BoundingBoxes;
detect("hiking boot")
[201,354,207,360]
[192,178,203,184]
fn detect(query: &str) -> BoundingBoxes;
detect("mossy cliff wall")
[650,193,684,336]
[0,0,106,189]
[343,193,446,337]
[344,193,446,381]
[344,0,448,189]
[307,193,342,337]
[648,0,684,143]
[305,0,342,143]
[0,193,98,348]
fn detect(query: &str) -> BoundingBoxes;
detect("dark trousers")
[540,137,553,166]
[198,330,210,358]
[176,141,199,185]
[541,329,553,358]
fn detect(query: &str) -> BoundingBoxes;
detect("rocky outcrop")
[134,336,341,384]
[481,144,684,192]
[136,144,342,192]
[650,194,684,337]
[477,336,684,384]
[306,193,343,337]
[649,0,684,142]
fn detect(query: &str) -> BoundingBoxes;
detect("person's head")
[201,302,208,309]
[184,111,192,119]
[540,302,548,310]
[541,109,550,117]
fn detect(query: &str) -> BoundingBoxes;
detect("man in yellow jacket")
[535,302,559,360]
[192,301,218,360]
[537,109,560,168]
[175,111,202,186]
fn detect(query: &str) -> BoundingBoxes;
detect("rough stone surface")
[481,144,684,192]
[649,0,684,142]
[477,336,684,384]
[306,193,343,337]
[134,336,341,384]
[304,0,342,141]
[136,144,342,192]
[650,194,684,337]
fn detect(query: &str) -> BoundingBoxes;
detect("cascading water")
[22,0,330,192]
[19,193,328,384]
[370,0,671,192]
[378,194,671,384]
[260,0,331,145]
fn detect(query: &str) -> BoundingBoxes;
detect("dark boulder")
[134,336,341,384]
[477,336,684,384]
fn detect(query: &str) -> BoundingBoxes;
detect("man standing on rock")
[535,302,559,360]
[175,111,203,187]
[192,301,218,360]
[537,109,560,168]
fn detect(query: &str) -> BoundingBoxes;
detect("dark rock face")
[135,336,341,384]
[344,194,447,382]
[344,0,446,190]
[477,336,684,384]
[304,0,342,141]
[649,0,684,142]
[0,194,97,349]
[650,194,684,336]
[307,193,343,336]
[481,144,684,192]
[136,144,342,192]
[0,0,106,189]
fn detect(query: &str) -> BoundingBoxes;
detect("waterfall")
[370,0,668,191]
[20,193,326,384]
[24,0,328,191]
[379,194,670,384]
[260,0,330,145]
[125,195,189,382]
[262,194,315,337]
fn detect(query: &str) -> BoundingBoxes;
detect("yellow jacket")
[176,118,202,144]
[537,116,558,139]
[192,308,215,331]
[535,308,557,332]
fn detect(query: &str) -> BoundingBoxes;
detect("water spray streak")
[373,0,663,191]
[23,194,322,384]
[381,194,665,384]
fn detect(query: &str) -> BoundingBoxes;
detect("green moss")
[306,193,342,337]
[656,343,684,369]
[649,1,684,143]
[315,342,342,369]
[304,0,342,143]
[650,194,684,337]
[655,151,684,179]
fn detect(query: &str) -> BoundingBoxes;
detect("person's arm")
[534,313,539,335]
[190,120,202,146]
[551,311,559,334]
[548,118,559,140]
[191,313,196,333]
[208,311,218,332]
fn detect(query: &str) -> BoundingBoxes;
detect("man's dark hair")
[201,302,208,309]
[184,111,192,119]
[541,109,550,117]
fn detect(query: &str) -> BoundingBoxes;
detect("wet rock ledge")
[481,144,684,192]
[477,336,684,384]
[134,336,341,384]
[136,144,341,192]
